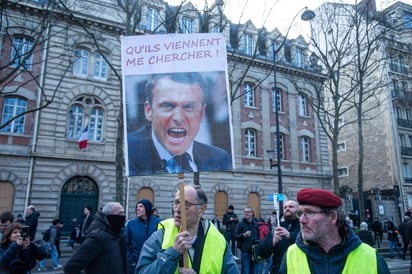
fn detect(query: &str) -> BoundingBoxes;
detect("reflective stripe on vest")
[286,242,378,274]
[159,218,226,274]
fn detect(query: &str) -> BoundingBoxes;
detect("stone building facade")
[0,0,330,236]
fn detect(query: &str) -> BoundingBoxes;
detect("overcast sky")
[168,0,411,38]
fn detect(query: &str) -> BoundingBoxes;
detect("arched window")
[67,96,104,142]
[0,181,14,213]
[137,187,155,205]
[214,191,228,219]
[247,192,260,218]
[1,97,27,134]
[89,107,104,142]
[245,128,256,157]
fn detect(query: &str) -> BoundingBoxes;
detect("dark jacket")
[124,216,159,274]
[64,211,127,274]
[0,241,47,274]
[234,218,259,252]
[222,211,238,232]
[127,125,232,176]
[357,230,375,247]
[279,224,390,274]
[80,214,94,239]
[257,218,300,274]
[387,221,399,242]
[24,211,40,241]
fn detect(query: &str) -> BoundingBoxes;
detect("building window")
[243,83,255,107]
[403,163,411,179]
[67,105,84,139]
[338,117,345,127]
[67,96,104,142]
[181,17,193,33]
[245,128,256,157]
[10,36,34,70]
[272,89,282,112]
[211,25,220,33]
[294,47,304,68]
[243,34,254,55]
[337,142,346,151]
[214,191,228,219]
[300,136,310,162]
[338,167,348,177]
[73,48,89,76]
[147,8,159,31]
[406,108,411,121]
[89,107,104,141]
[298,94,308,116]
[93,53,107,80]
[272,43,279,61]
[274,134,284,160]
[400,134,406,147]
[1,97,27,134]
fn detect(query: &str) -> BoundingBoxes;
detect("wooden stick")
[178,175,189,268]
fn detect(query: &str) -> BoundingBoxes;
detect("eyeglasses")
[296,210,326,219]
[172,200,203,210]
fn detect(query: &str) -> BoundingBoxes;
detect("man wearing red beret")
[279,188,390,274]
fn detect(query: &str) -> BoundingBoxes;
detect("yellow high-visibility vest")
[286,242,378,274]
[159,218,226,274]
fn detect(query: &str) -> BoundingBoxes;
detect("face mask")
[106,214,126,235]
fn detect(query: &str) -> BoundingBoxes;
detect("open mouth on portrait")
[168,128,187,140]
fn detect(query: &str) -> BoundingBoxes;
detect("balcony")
[405,178,412,184]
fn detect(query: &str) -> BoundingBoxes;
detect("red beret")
[297,188,342,208]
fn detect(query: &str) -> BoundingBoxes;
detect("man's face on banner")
[144,77,206,156]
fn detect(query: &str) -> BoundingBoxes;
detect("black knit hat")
[137,199,153,217]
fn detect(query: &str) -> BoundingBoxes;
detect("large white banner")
[121,33,234,176]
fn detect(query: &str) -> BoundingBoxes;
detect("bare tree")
[293,1,390,220]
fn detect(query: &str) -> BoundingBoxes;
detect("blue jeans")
[389,240,401,257]
[225,230,237,256]
[257,257,272,274]
[39,243,60,268]
[241,251,257,274]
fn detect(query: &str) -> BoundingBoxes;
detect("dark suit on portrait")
[127,125,232,176]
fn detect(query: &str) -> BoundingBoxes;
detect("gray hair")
[102,202,122,215]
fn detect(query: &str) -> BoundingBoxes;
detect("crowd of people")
[7,186,412,273]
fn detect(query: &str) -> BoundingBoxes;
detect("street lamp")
[267,7,315,216]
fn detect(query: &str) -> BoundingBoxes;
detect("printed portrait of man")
[125,71,233,176]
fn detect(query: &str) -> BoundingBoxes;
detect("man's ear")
[330,211,338,224]
[144,101,153,121]
[198,204,207,217]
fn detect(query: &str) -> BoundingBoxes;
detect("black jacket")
[24,211,40,241]
[234,218,259,252]
[222,211,238,232]
[357,230,375,247]
[257,218,300,274]
[64,211,127,274]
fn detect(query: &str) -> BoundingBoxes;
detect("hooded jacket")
[64,211,127,274]
[279,225,390,274]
